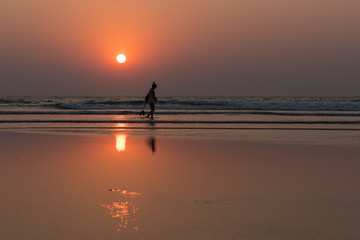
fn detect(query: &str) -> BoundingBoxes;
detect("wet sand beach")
[0,130,359,240]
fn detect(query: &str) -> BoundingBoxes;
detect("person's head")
[152,82,157,89]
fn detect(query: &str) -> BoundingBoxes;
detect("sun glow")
[116,54,126,63]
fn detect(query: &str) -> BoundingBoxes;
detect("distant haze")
[1,0,359,96]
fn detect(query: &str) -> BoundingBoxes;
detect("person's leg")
[146,103,155,119]
[150,103,155,119]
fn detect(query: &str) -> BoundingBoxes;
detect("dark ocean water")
[1,96,360,112]
[1,96,360,132]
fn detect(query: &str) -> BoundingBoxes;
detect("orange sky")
[1,0,360,95]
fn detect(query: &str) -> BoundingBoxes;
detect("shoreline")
[1,124,359,147]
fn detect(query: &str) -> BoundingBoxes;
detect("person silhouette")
[145,82,158,119]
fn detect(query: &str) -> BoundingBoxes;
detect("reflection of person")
[147,137,156,153]
[145,82,158,119]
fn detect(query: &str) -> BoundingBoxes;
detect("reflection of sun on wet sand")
[114,116,128,152]
[100,189,141,232]
[115,134,127,152]
[108,189,142,197]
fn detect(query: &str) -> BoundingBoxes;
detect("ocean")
[1,96,360,141]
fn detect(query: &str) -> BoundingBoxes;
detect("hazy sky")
[1,0,359,96]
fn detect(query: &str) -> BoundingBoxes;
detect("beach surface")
[0,129,359,240]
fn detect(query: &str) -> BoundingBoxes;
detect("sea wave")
[1,110,360,117]
[1,96,360,111]
[49,100,360,111]
[1,119,360,124]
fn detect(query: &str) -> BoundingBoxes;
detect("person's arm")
[154,91,157,103]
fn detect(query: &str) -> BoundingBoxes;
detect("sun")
[116,54,126,63]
